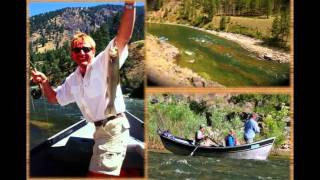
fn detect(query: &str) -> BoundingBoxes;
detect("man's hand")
[31,70,48,84]
[31,69,57,104]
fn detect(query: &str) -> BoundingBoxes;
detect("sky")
[28,1,144,17]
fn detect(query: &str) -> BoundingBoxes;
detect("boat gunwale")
[31,111,144,154]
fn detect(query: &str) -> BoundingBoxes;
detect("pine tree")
[279,8,289,47]
[220,16,227,30]
[271,15,280,41]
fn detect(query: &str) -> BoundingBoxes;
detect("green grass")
[211,16,274,38]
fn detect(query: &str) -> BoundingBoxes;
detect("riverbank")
[147,21,290,64]
[146,34,224,87]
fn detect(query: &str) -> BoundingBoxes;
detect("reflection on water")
[147,23,289,86]
[30,96,143,149]
[148,152,289,180]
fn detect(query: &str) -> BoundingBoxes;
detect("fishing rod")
[29,60,52,135]
[30,61,42,99]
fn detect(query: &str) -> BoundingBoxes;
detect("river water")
[148,152,290,180]
[147,23,289,87]
[29,95,144,149]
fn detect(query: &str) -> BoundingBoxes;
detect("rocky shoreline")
[147,21,290,64]
[146,34,224,87]
[207,30,290,63]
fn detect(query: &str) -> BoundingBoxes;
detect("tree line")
[148,0,289,17]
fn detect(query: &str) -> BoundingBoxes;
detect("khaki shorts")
[89,115,130,176]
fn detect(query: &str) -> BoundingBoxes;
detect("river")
[148,151,290,180]
[29,95,144,149]
[147,23,289,87]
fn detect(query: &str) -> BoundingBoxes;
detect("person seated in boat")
[195,124,206,144]
[31,2,136,177]
[225,129,238,147]
[244,113,260,144]
[195,124,219,147]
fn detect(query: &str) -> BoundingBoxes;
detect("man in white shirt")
[195,124,206,143]
[31,1,136,177]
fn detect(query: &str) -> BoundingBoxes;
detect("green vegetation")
[30,42,76,86]
[148,95,206,145]
[148,94,290,149]
[148,0,290,49]
[212,16,273,38]
[265,8,290,49]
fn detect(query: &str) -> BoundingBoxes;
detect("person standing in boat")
[244,113,260,144]
[31,1,136,177]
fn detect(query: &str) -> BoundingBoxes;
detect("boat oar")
[208,136,223,147]
[190,142,201,156]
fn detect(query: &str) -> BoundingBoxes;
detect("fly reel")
[31,87,42,99]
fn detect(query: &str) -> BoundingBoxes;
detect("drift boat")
[158,129,275,160]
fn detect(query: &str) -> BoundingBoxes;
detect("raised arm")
[114,1,136,55]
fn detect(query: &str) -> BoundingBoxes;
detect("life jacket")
[225,135,235,147]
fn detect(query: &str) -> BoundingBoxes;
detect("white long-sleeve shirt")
[55,39,128,122]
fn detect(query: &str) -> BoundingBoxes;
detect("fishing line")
[42,91,53,135]
[30,61,53,136]
[31,95,35,111]
[29,62,36,111]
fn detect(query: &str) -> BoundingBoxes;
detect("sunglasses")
[72,47,92,53]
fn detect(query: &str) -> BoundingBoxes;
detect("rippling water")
[147,23,289,86]
[148,152,289,180]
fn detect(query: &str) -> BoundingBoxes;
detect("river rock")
[191,77,205,87]
[263,54,273,61]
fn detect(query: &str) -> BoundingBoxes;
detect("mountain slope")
[29,4,144,53]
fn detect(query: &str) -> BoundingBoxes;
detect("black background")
[294,0,314,179]
[3,0,26,179]
[3,0,313,179]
